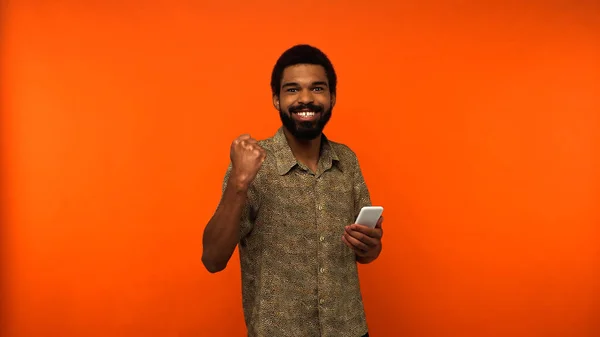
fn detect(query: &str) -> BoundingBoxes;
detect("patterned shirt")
[221,127,372,337]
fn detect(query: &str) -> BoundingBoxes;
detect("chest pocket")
[254,171,316,256]
[260,170,314,221]
[317,173,354,225]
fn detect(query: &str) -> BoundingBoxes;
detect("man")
[201,44,383,337]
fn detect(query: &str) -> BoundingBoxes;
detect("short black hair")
[270,44,337,97]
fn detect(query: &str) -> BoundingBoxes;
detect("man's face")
[274,64,335,141]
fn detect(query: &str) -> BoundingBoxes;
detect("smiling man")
[201,44,383,337]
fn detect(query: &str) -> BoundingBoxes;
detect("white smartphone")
[354,206,384,229]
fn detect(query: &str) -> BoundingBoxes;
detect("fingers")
[238,135,256,146]
[254,146,267,162]
[342,235,368,256]
[348,223,382,240]
[343,232,370,253]
[352,215,383,238]
[233,134,265,155]
[234,135,251,147]
[234,134,256,145]
[245,140,266,155]
[375,215,384,229]
[375,216,384,238]
[241,139,258,151]
[344,226,380,248]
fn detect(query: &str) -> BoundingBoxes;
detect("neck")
[283,128,322,169]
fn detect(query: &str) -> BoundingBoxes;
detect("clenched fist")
[229,134,266,189]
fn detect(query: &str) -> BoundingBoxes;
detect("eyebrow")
[282,81,329,88]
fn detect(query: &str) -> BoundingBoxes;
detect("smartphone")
[354,206,384,229]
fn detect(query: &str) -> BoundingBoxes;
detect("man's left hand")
[342,216,383,261]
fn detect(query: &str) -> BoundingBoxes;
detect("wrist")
[228,172,250,193]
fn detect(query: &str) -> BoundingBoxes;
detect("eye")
[313,87,324,92]
[286,88,299,92]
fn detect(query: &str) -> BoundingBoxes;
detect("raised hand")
[229,134,267,189]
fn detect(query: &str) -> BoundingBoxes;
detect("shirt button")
[319,298,325,305]
[320,267,325,273]
[317,205,323,211]
[319,236,325,242]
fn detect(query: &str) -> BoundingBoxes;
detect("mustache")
[289,103,324,113]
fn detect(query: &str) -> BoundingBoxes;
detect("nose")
[297,88,314,104]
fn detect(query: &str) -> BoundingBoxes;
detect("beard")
[279,102,332,141]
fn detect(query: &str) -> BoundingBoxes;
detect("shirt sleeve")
[221,163,256,240]
[352,155,372,220]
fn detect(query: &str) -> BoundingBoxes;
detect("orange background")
[1,1,599,337]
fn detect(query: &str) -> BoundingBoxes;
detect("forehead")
[281,64,328,86]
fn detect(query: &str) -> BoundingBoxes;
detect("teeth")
[298,111,315,117]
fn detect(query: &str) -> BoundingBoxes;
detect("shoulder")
[252,136,280,182]
[328,139,362,173]
[256,133,276,151]
[329,140,359,161]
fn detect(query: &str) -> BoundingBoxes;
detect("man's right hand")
[229,134,266,190]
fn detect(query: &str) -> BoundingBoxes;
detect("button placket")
[316,174,326,313]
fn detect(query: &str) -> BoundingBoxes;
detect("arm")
[201,134,265,273]
[350,155,383,264]
[201,167,251,273]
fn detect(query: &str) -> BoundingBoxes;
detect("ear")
[331,93,336,108]
[272,94,280,111]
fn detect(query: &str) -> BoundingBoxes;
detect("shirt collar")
[272,127,341,176]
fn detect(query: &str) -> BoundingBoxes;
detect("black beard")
[279,106,332,141]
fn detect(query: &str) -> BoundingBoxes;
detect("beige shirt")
[221,127,372,337]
